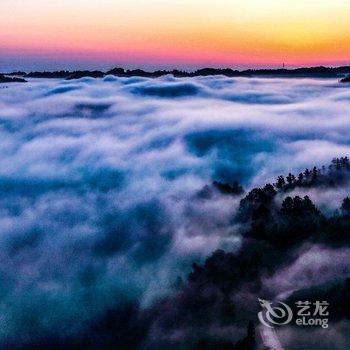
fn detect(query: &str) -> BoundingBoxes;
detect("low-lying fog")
[0,75,349,344]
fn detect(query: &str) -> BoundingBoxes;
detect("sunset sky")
[1,0,350,70]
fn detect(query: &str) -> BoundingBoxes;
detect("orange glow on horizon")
[1,0,349,68]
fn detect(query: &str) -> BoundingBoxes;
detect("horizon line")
[4,64,350,75]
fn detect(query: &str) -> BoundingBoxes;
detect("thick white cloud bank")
[0,75,349,341]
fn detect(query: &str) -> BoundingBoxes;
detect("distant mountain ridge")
[0,73,27,83]
[2,65,350,81]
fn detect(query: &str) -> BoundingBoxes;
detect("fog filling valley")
[0,75,349,349]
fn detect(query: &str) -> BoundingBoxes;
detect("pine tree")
[341,197,350,216]
[275,175,285,189]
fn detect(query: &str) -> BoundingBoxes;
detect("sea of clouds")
[0,75,349,343]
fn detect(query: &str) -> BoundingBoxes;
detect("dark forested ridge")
[10,157,349,349]
[340,75,350,83]
[2,66,350,81]
[0,73,27,83]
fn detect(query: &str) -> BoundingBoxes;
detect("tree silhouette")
[235,321,256,350]
[286,173,296,185]
[341,197,350,216]
[275,175,285,189]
